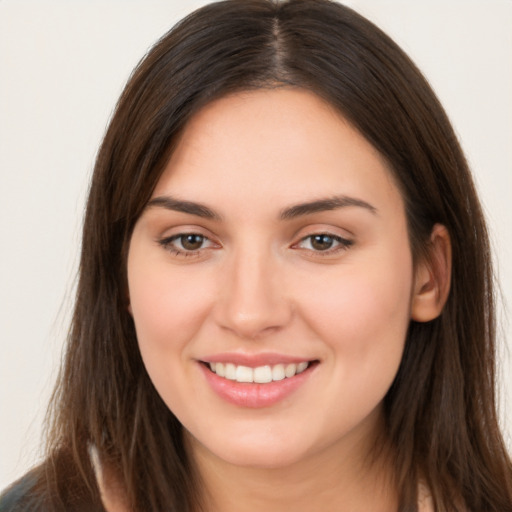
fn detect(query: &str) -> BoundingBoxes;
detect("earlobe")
[410,224,452,322]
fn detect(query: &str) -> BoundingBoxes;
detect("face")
[127,89,417,470]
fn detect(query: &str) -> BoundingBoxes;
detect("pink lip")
[198,360,317,409]
[201,352,312,367]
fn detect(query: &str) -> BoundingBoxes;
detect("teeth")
[284,363,297,378]
[225,363,236,380]
[271,364,285,381]
[297,361,308,374]
[235,365,253,383]
[216,362,225,377]
[207,361,310,383]
[253,365,272,383]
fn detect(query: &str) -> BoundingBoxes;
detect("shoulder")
[0,461,106,512]
[0,471,45,512]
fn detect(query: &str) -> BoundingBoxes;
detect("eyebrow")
[146,194,377,221]
[279,195,378,219]
[146,196,221,220]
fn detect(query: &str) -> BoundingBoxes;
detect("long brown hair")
[28,0,512,510]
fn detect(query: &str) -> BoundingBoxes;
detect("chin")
[217,444,308,469]
[192,427,320,470]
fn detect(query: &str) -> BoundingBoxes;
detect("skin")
[126,88,450,512]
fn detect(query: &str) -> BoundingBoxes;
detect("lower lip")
[199,363,316,408]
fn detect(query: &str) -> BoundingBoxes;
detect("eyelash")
[294,233,354,255]
[157,232,353,258]
[158,233,215,258]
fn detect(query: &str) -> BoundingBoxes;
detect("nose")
[214,246,293,340]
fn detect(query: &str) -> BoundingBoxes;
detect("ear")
[411,223,452,322]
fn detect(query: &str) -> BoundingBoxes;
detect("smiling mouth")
[204,361,315,384]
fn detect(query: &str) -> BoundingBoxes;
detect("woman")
[1,0,511,510]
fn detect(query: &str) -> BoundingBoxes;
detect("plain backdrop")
[1,0,511,490]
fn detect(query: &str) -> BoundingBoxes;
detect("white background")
[1,0,511,489]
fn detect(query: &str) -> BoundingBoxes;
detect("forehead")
[153,88,403,218]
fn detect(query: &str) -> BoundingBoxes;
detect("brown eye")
[180,234,205,251]
[310,234,335,251]
[158,233,214,255]
[295,233,353,254]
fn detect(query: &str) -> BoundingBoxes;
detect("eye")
[158,233,216,256]
[295,233,353,253]
[176,234,208,251]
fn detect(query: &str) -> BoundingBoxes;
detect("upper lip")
[200,352,316,368]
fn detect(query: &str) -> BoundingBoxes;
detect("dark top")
[0,471,105,512]
[0,473,42,512]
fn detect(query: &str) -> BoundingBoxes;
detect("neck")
[188,411,398,512]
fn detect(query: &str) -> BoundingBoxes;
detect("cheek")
[296,248,414,389]
[339,273,411,342]
[127,252,215,377]
[303,260,411,329]
[127,259,220,419]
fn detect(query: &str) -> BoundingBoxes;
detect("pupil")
[311,234,333,251]
[181,234,203,250]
